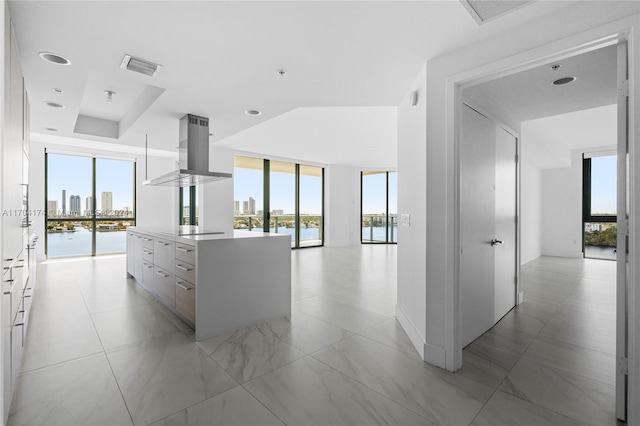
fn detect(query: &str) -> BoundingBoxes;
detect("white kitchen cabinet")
[126,228,291,340]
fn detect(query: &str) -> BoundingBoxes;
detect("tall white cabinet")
[2,4,36,423]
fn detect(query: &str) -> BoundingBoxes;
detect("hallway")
[8,248,616,425]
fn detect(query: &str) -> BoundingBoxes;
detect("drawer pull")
[158,242,170,246]
[176,247,193,253]
[176,282,193,291]
[146,265,154,269]
[144,238,152,241]
[156,271,170,278]
[175,264,192,272]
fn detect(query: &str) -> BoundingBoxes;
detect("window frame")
[233,156,324,249]
[360,170,397,245]
[44,150,136,258]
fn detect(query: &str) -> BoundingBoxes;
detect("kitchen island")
[126,228,291,341]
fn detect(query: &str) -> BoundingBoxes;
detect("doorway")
[456,39,629,421]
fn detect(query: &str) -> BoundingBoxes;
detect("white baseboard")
[423,342,446,369]
[395,305,425,360]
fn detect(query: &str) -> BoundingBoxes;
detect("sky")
[234,166,397,216]
[590,155,617,215]
[233,167,323,215]
[47,153,135,212]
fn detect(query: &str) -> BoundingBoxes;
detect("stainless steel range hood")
[143,114,232,187]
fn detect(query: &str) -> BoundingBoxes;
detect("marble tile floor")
[8,248,618,425]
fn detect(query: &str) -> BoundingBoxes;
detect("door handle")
[490,239,503,246]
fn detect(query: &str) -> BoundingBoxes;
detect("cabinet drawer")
[141,235,154,249]
[154,267,175,308]
[154,239,175,272]
[141,247,154,263]
[175,279,195,324]
[174,260,195,284]
[175,243,195,265]
[141,261,155,293]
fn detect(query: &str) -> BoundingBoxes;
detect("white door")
[461,104,517,347]
[615,41,628,422]
[494,126,518,322]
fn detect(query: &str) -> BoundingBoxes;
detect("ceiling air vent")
[120,54,162,77]
[460,0,534,25]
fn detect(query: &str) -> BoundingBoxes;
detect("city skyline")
[233,166,323,215]
[48,191,132,217]
[47,153,134,212]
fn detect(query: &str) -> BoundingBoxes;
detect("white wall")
[521,162,542,264]
[324,164,360,247]
[396,64,428,361]
[541,150,583,258]
[29,140,176,258]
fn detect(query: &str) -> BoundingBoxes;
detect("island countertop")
[127,227,290,244]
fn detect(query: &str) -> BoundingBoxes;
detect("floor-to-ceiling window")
[233,155,323,248]
[583,153,616,260]
[46,151,135,258]
[361,171,397,244]
[179,186,198,226]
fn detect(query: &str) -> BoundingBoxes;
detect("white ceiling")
[464,44,618,124]
[463,44,619,169]
[8,0,574,164]
[218,106,398,168]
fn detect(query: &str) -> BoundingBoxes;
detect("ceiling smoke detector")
[245,109,261,116]
[39,52,70,65]
[120,54,162,77]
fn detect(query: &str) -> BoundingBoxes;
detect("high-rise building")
[85,195,93,216]
[234,200,240,216]
[47,200,58,217]
[248,197,256,215]
[101,191,113,215]
[69,195,81,216]
[61,189,66,215]
[242,200,249,215]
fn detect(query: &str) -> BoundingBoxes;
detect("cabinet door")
[134,235,143,280]
[126,233,135,276]
[175,279,195,324]
[154,267,175,308]
[141,261,155,294]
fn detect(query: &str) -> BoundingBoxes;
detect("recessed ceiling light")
[552,76,577,85]
[43,101,65,108]
[52,88,64,94]
[245,109,261,116]
[38,52,70,65]
[45,127,58,132]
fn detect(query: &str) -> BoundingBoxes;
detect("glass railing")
[233,215,323,248]
[361,214,397,243]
